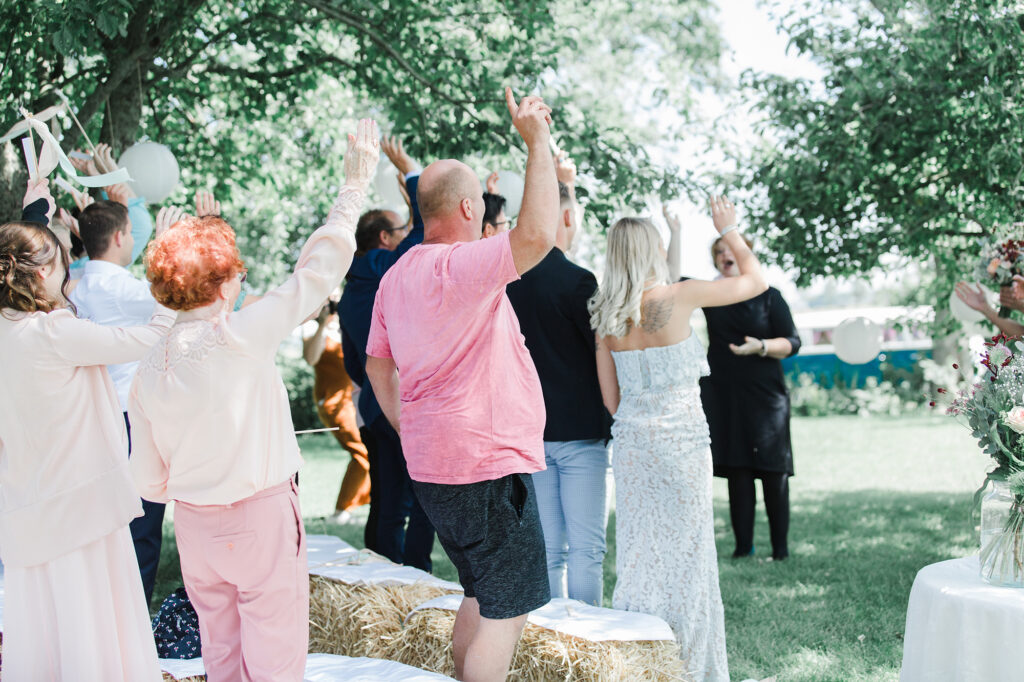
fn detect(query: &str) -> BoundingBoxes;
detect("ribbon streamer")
[0,103,66,144]
[21,117,130,188]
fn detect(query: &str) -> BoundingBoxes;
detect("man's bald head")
[417,160,481,222]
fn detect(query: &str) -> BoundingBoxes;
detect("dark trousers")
[360,425,380,553]
[727,469,790,559]
[367,415,435,572]
[124,413,166,606]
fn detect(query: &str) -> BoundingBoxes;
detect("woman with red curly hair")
[128,119,379,681]
[0,180,171,681]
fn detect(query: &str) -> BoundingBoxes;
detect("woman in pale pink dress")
[0,181,169,681]
[128,120,379,681]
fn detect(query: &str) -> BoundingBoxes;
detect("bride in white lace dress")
[589,197,766,682]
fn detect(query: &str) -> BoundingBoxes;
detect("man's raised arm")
[506,87,559,275]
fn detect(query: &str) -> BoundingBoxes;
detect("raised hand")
[70,186,94,213]
[23,178,52,208]
[93,143,117,174]
[486,171,499,194]
[710,195,737,234]
[955,281,992,313]
[195,190,221,217]
[69,150,98,176]
[662,204,682,233]
[105,183,131,206]
[505,87,552,149]
[23,179,56,221]
[554,152,576,186]
[155,205,188,238]
[381,134,417,176]
[343,118,380,191]
[56,207,81,239]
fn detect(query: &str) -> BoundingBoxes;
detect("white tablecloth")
[901,556,1024,681]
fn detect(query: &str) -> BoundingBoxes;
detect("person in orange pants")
[304,300,371,522]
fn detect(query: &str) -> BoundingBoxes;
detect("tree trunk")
[0,141,29,221]
[100,67,145,156]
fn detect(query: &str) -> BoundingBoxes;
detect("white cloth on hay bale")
[159,652,456,681]
[305,534,360,569]
[395,595,689,681]
[410,595,676,640]
[307,542,462,658]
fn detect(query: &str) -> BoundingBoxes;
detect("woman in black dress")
[665,207,801,560]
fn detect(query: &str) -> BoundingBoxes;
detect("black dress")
[699,286,801,478]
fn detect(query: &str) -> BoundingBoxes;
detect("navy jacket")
[338,175,422,427]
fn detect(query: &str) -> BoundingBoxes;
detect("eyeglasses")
[237,269,248,284]
[493,219,515,230]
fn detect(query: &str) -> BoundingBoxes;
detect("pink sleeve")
[445,231,519,288]
[366,289,392,359]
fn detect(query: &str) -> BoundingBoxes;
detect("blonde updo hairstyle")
[588,217,668,338]
[0,221,74,318]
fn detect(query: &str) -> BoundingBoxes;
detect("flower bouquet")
[973,234,1024,318]
[945,335,1024,586]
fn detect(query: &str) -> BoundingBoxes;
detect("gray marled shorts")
[412,472,550,619]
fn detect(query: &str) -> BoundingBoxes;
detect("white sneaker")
[326,510,352,525]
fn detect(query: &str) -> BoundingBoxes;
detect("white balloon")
[374,158,406,210]
[117,141,179,203]
[833,316,883,365]
[949,286,987,324]
[483,171,525,217]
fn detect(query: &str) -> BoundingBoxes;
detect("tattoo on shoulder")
[640,298,673,333]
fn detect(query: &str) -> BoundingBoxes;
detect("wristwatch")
[758,339,768,357]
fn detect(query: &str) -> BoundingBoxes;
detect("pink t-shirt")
[366,231,545,484]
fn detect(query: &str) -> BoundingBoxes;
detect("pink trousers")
[174,479,308,682]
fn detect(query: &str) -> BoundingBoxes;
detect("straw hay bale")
[390,607,692,682]
[308,575,457,658]
[161,672,205,682]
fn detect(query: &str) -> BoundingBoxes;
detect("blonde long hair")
[588,217,668,338]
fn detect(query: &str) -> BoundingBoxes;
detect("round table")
[901,556,1024,681]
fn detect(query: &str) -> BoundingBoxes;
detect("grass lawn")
[153,413,986,681]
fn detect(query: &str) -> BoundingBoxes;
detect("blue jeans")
[532,439,610,605]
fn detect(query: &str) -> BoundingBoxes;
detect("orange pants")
[318,401,370,512]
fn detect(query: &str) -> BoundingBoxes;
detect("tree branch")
[300,0,512,149]
[201,53,357,83]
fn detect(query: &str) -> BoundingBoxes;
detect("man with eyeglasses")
[481,191,513,238]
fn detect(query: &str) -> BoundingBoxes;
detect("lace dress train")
[610,336,729,682]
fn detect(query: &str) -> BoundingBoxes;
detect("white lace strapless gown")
[610,335,729,682]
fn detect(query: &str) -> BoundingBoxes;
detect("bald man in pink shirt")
[366,88,559,682]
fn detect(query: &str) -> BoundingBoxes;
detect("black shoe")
[731,546,755,558]
[770,550,789,561]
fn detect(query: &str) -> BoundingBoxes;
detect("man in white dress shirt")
[70,199,166,606]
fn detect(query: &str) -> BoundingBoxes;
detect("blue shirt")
[338,175,423,426]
